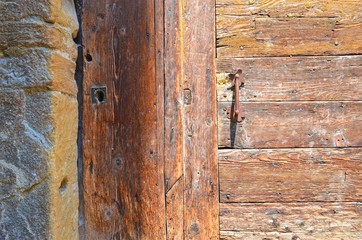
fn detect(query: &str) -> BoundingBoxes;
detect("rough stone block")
[0,22,76,59]
[0,48,77,96]
[0,0,79,238]
[0,0,78,37]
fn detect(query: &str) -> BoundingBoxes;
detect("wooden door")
[79,0,218,239]
[216,1,362,239]
[81,0,166,238]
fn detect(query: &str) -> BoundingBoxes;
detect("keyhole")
[91,87,107,104]
[94,89,105,102]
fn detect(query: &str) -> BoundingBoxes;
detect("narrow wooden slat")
[82,0,166,238]
[217,56,362,102]
[164,0,183,192]
[216,0,362,57]
[220,202,362,239]
[219,148,362,203]
[182,0,219,238]
[218,101,362,148]
[166,178,184,240]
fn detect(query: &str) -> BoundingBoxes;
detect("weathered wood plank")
[220,230,362,240]
[182,0,219,238]
[217,0,362,22]
[220,202,362,239]
[219,148,362,203]
[166,178,184,240]
[218,101,362,148]
[217,56,362,102]
[216,0,362,57]
[82,0,166,239]
[164,1,184,239]
[165,0,183,192]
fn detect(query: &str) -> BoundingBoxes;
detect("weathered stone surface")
[0,49,77,96]
[0,22,76,59]
[0,89,50,239]
[0,0,79,238]
[0,0,78,37]
[49,92,78,239]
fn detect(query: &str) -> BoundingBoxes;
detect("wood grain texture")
[220,202,362,239]
[218,101,362,148]
[165,0,183,193]
[82,1,166,239]
[166,177,184,240]
[182,0,219,238]
[216,0,362,57]
[217,56,362,102]
[219,148,362,203]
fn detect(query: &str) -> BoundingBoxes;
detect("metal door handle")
[227,69,244,123]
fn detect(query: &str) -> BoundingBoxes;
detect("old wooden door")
[216,1,362,239]
[79,0,218,239]
[80,0,166,238]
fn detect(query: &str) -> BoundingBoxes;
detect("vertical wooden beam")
[164,1,185,239]
[165,0,219,239]
[182,0,218,238]
[82,0,166,239]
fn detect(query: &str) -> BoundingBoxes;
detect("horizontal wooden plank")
[220,230,362,240]
[216,1,362,57]
[220,202,362,239]
[217,0,362,22]
[218,101,362,148]
[221,231,362,240]
[217,56,362,102]
[219,148,362,203]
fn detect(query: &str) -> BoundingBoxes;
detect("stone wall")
[0,0,79,239]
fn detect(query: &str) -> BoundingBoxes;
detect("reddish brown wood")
[219,148,362,203]
[217,56,362,102]
[182,0,219,238]
[218,101,362,148]
[82,1,166,239]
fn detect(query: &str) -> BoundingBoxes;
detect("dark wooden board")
[220,202,362,239]
[219,148,362,203]
[82,0,166,239]
[218,101,362,148]
[217,56,362,102]
[216,0,362,57]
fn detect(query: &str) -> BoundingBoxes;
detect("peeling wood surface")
[217,0,362,57]
[82,1,166,239]
[218,101,362,148]
[220,202,362,239]
[217,56,362,102]
[219,149,362,203]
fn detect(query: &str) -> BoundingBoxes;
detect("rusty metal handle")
[233,70,242,120]
[227,69,244,123]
